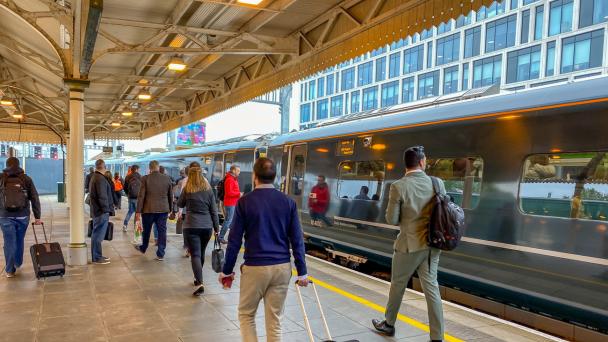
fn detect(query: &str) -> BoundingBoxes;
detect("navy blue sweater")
[222,186,307,277]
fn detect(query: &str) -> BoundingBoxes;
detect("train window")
[519,152,608,221]
[426,157,483,209]
[288,145,307,196]
[337,160,385,199]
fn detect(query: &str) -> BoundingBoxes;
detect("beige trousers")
[239,262,292,342]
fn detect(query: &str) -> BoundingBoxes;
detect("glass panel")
[426,157,484,209]
[402,77,415,103]
[534,5,544,40]
[376,57,387,82]
[362,86,378,110]
[317,77,325,97]
[521,10,530,44]
[462,63,470,90]
[316,99,328,120]
[350,91,360,113]
[330,95,343,117]
[389,53,401,78]
[520,152,608,221]
[338,160,385,199]
[288,147,306,196]
[381,81,399,107]
[546,41,556,76]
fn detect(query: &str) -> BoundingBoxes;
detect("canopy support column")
[65,79,90,266]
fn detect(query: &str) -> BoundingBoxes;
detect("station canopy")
[0,0,494,143]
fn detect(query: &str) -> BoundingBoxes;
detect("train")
[87,77,608,334]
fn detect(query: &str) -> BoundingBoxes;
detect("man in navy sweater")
[220,157,308,342]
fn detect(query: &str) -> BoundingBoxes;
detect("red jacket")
[308,183,329,213]
[223,172,241,206]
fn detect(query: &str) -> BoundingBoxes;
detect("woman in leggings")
[175,166,219,296]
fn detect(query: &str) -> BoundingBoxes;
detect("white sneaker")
[5,272,15,278]
[122,225,127,232]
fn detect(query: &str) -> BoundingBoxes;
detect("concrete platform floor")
[0,196,563,342]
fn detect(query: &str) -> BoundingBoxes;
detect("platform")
[0,196,563,342]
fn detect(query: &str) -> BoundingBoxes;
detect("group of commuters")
[2,144,447,342]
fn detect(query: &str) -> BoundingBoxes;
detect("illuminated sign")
[177,122,206,146]
[337,139,355,156]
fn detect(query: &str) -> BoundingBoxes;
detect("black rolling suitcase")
[30,223,65,279]
[87,220,114,241]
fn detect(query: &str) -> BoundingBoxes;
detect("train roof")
[269,77,608,146]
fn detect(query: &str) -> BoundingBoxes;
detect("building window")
[464,26,482,58]
[308,80,316,100]
[403,45,424,74]
[300,83,305,102]
[546,41,556,76]
[549,0,573,36]
[473,55,502,88]
[519,152,608,222]
[317,77,325,97]
[443,66,459,95]
[376,56,387,82]
[462,63,470,90]
[421,28,433,40]
[300,104,311,123]
[426,157,484,209]
[350,90,360,113]
[362,86,378,111]
[534,5,544,40]
[579,0,608,28]
[436,33,461,66]
[402,77,415,103]
[341,67,355,91]
[427,42,433,69]
[511,0,519,10]
[507,45,541,83]
[330,95,343,117]
[418,71,440,99]
[438,21,452,35]
[485,14,517,53]
[316,99,328,120]
[561,29,604,73]
[456,11,473,28]
[358,62,373,87]
[388,52,401,78]
[477,2,506,21]
[523,0,539,5]
[521,10,531,44]
[381,81,399,107]
[327,73,335,95]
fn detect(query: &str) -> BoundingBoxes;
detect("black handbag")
[211,236,225,273]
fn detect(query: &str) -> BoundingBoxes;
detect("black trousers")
[183,228,213,284]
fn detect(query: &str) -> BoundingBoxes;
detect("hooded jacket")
[0,166,41,219]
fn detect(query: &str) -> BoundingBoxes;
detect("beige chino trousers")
[238,262,292,342]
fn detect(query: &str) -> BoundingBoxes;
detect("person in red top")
[219,165,241,243]
[309,175,332,227]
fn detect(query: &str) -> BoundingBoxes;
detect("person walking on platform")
[372,146,446,341]
[134,160,173,261]
[0,157,42,278]
[175,161,201,257]
[175,166,219,296]
[308,175,331,227]
[219,158,309,342]
[113,172,124,210]
[218,165,241,244]
[89,159,115,265]
[85,167,94,193]
[123,165,141,232]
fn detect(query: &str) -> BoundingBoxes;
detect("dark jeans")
[219,205,235,240]
[139,213,168,257]
[310,211,332,226]
[91,213,109,262]
[0,217,29,273]
[113,191,122,209]
[183,228,213,284]
[123,198,137,226]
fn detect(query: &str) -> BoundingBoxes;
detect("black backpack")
[127,176,141,199]
[216,177,226,202]
[428,177,465,251]
[1,173,29,212]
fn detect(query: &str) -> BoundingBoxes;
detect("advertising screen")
[177,122,206,146]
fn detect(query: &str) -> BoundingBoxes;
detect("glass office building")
[296,0,608,129]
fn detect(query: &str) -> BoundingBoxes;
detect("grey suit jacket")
[385,171,446,253]
[136,171,173,214]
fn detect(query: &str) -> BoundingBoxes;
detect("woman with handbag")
[174,166,219,296]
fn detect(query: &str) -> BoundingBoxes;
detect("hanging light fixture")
[167,56,187,71]
[237,0,263,5]
[1,97,14,106]
[138,89,152,101]
[11,113,23,120]
[111,122,121,127]
[121,111,133,117]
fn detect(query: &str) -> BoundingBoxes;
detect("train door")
[286,144,307,209]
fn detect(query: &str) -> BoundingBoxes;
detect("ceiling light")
[121,111,133,117]
[237,0,263,5]
[167,56,187,71]
[111,122,121,127]
[11,113,23,120]
[1,99,13,106]
[138,90,152,101]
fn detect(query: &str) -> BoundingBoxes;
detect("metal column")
[65,79,90,266]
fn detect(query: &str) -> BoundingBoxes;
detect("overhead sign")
[102,146,113,153]
[177,121,206,146]
[337,139,354,156]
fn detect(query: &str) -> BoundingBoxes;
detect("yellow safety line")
[293,270,463,342]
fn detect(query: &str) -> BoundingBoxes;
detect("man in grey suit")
[372,146,445,341]
[134,160,173,261]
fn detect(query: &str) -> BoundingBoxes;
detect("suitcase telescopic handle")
[295,280,333,342]
[31,222,48,244]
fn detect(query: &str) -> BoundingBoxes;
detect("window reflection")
[426,157,484,209]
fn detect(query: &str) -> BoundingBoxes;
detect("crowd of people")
[1,146,447,342]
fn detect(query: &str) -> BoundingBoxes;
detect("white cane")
[295,281,315,342]
[311,281,333,341]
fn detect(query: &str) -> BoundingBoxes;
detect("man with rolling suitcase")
[0,157,42,278]
[89,159,115,265]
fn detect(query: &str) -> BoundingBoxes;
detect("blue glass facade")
[297,0,608,129]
